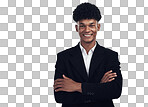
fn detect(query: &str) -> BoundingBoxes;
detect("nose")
[85,26,91,32]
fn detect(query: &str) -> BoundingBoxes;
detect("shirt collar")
[79,42,96,54]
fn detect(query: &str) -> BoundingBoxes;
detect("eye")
[89,25,95,27]
[80,25,85,27]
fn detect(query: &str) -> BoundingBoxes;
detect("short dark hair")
[73,2,102,22]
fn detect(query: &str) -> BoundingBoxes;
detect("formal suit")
[54,42,123,107]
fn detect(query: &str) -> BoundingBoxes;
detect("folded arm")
[54,53,85,104]
[54,52,123,104]
[81,52,123,101]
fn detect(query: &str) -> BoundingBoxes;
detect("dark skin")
[54,75,82,93]
[54,70,117,93]
[100,70,117,83]
[54,19,117,93]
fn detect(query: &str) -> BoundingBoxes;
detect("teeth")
[84,35,91,37]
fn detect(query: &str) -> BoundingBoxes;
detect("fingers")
[104,72,117,81]
[104,70,117,79]
[54,79,64,82]
[54,81,63,86]
[54,75,71,92]
[63,75,69,79]
[54,75,70,91]
[55,88,64,92]
[103,71,111,80]
[106,70,112,74]
[54,74,69,84]
[108,78,115,82]
[103,70,113,79]
[101,70,117,83]
[108,74,117,79]
[54,84,63,90]
[54,79,64,90]
[54,79,63,85]
[54,80,65,91]
[103,73,116,82]
[101,70,112,82]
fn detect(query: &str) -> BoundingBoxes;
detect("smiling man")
[53,2,123,107]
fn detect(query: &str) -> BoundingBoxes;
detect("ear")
[97,24,101,31]
[75,25,78,32]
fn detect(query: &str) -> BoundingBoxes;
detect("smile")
[83,34,93,37]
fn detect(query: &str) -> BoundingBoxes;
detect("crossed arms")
[54,70,117,93]
[53,52,123,104]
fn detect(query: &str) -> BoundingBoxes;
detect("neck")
[80,41,96,54]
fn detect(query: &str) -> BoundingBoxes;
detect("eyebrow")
[79,22,95,25]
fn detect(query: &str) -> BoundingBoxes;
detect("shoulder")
[57,45,77,57]
[97,45,119,64]
[99,45,118,57]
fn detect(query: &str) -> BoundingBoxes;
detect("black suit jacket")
[54,42,123,107]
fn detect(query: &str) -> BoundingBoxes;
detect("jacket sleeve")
[81,52,123,102]
[54,53,88,104]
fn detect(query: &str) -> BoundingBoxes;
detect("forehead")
[78,19,97,25]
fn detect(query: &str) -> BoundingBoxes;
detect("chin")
[83,39,94,44]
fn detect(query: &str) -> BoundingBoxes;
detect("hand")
[54,75,82,93]
[100,70,117,83]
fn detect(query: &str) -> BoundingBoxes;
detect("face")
[75,19,100,44]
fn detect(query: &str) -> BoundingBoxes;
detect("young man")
[53,2,123,107]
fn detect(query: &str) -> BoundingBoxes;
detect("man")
[53,2,123,107]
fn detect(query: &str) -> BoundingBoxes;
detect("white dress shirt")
[79,42,96,75]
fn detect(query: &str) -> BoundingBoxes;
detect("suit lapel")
[89,42,105,78]
[69,42,105,80]
[69,43,89,81]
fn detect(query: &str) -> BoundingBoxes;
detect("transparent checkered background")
[0,0,148,107]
